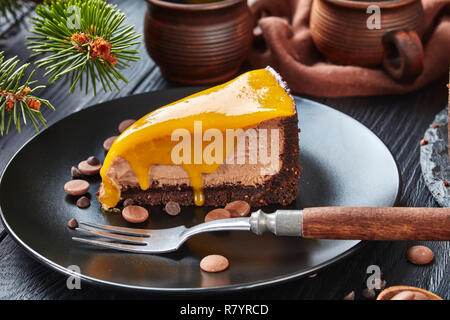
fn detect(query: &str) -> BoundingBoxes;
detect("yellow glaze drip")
[99,68,295,208]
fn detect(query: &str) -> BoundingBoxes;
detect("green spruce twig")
[27,0,141,95]
[0,51,54,136]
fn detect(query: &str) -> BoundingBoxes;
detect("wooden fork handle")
[302,207,450,241]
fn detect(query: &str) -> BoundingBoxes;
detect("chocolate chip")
[224,200,250,217]
[67,218,78,229]
[200,254,229,273]
[419,138,428,146]
[165,201,181,216]
[78,160,102,175]
[87,156,100,166]
[432,123,440,128]
[122,205,149,223]
[204,208,231,222]
[123,198,135,207]
[118,119,136,133]
[378,279,387,291]
[406,245,434,265]
[76,196,90,208]
[103,136,118,152]
[343,291,355,300]
[64,179,90,196]
[71,166,82,178]
[362,288,376,299]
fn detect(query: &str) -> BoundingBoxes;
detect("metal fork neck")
[249,209,303,236]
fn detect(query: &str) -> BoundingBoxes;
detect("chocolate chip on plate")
[200,254,229,273]
[71,166,82,178]
[204,208,231,222]
[123,198,134,207]
[122,205,149,223]
[67,218,78,229]
[76,196,90,208]
[343,291,355,300]
[78,160,102,175]
[165,201,181,216]
[224,200,250,217]
[118,119,136,133]
[64,179,90,196]
[406,245,434,265]
[103,136,118,152]
[87,156,100,166]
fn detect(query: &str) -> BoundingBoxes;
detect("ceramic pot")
[310,0,424,81]
[144,0,254,84]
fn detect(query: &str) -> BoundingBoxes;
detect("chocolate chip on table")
[78,160,102,175]
[67,218,78,229]
[71,166,82,178]
[64,179,90,196]
[122,205,149,223]
[224,200,250,217]
[123,198,134,207]
[103,136,118,152]
[343,291,355,300]
[419,138,428,146]
[406,245,434,265]
[362,288,376,299]
[200,254,229,273]
[87,156,100,166]
[204,208,231,222]
[118,119,136,133]
[378,279,387,291]
[76,196,90,208]
[165,201,181,216]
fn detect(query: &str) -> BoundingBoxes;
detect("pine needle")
[0,51,54,136]
[27,0,141,95]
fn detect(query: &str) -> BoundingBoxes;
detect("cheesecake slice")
[98,67,301,209]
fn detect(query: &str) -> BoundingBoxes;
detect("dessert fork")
[72,207,450,254]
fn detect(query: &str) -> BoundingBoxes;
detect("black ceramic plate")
[0,90,400,292]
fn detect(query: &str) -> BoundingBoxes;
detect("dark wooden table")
[0,0,448,300]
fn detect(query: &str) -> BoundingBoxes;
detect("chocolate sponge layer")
[119,114,301,207]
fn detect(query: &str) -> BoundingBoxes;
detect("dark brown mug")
[144,0,254,84]
[310,0,424,82]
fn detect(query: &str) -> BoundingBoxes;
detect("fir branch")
[27,0,141,95]
[0,51,54,136]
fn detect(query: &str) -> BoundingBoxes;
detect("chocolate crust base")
[119,114,301,207]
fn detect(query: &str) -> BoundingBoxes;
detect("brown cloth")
[249,0,450,97]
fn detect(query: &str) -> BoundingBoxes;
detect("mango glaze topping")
[99,68,296,208]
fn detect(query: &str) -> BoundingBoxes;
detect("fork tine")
[75,227,147,245]
[72,237,148,253]
[79,221,150,237]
